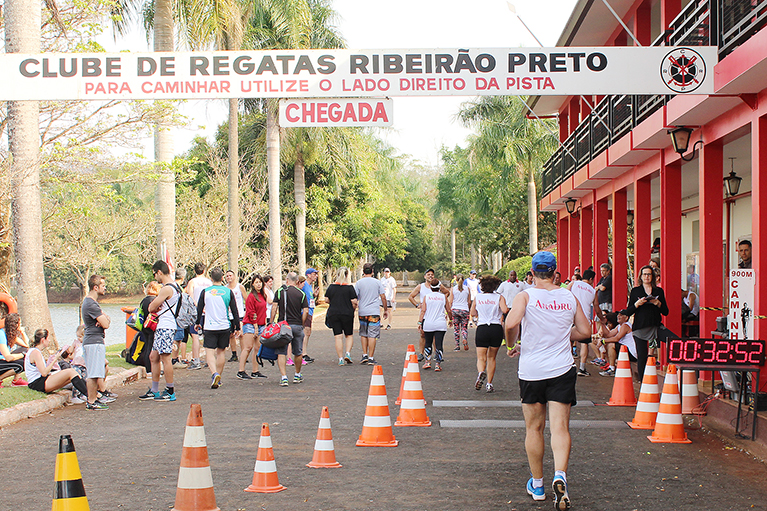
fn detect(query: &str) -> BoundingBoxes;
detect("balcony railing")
[541,0,767,199]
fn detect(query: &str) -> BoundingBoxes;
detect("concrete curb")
[0,366,146,428]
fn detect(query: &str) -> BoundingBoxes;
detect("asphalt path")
[1,301,764,510]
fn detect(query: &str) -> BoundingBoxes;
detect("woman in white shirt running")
[449,274,472,351]
[418,279,453,371]
[469,275,509,393]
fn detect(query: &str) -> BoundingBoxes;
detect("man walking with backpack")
[140,260,179,401]
[270,272,309,387]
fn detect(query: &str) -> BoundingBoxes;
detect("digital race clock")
[667,338,765,366]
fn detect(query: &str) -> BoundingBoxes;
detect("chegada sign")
[0,46,716,100]
[279,98,393,127]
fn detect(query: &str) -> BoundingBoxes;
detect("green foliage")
[497,255,533,279]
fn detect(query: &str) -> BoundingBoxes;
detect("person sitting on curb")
[0,313,30,387]
[597,311,638,378]
[24,328,92,400]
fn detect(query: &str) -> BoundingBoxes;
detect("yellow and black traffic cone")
[52,434,90,511]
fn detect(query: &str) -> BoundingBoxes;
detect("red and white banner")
[729,268,755,340]
[279,98,393,126]
[0,46,717,100]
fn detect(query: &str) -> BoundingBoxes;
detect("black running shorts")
[519,366,577,406]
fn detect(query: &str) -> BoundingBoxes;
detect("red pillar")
[699,140,724,344]
[558,212,569,278]
[661,0,682,32]
[634,177,652,279]
[661,156,682,363]
[568,98,580,133]
[634,0,652,46]
[568,211,580,279]
[751,116,767,392]
[580,204,594,271]
[612,189,629,309]
[559,110,569,142]
[595,199,610,269]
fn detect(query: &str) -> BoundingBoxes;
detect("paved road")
[2,302,764,510]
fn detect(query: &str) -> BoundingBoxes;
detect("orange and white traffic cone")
[680,369,703,415]
[648,365,692,444]
[628,356,660,430]
[307,406,342,468]
[172,404,220,511]
[245,423,287,492]
[51,434,90,511]
[394,353,431,427]
[395,344,416,406]
[357,365,398,447]
[607,345,637,406]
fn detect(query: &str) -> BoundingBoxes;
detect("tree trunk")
[6,0,55,340]
[527,167,538,254]
[451,228,456,270]
[227,98,239,275]
[470,244,476,270]
[294,154,306,274]
[154,0,175,263]
[267,101,282,286]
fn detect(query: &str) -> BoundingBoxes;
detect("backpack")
[126,306,145,331]
[123,331,153,371]
[168,283,197,329]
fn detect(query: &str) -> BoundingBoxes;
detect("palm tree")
[458,96,557,254]
[5,0,57,336]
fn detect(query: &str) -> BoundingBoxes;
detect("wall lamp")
[564,197,577,214]
[668,127,703,161]
[724,157,742,198]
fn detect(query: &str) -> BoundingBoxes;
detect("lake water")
[49,302,136,347]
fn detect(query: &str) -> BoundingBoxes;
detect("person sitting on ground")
[597,311,638,377]
[59,324,115,404]
[24,328,90,398]
[0,313,30,386]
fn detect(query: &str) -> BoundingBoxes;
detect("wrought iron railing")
[541,0,764,198]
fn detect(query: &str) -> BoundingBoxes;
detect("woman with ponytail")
[24,329,89,398]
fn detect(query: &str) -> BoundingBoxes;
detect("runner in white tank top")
[407,269,449,361]
[450,278,472,351]
[418,284,452,371]
[469,276,509,393]
[504,252,591,511]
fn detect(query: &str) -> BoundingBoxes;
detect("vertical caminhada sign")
[729,269,755,340]
[279,98,393,126]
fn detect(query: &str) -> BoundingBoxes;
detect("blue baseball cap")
[305,268,318,275]
[531,251,557,272]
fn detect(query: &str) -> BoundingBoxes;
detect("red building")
[532,0,766,396]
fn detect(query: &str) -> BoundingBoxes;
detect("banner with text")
[279,98,393,126]
[0,46,717,101]
[729,269,755,340]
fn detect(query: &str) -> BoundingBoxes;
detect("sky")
[106,0,578,165]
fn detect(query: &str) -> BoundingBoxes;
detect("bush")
[496,250,559,279]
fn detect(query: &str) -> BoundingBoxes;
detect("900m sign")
[667,338,765,365]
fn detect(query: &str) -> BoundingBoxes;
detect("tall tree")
[458,96,557,254]
[5,0,55,335]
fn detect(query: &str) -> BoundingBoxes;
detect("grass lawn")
[1,343,135,410]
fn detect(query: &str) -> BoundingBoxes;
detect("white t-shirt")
[265,287,274,319]
[418,282,430,304]
[157,284,180,331]
[497,280,525,308]
[519,287,578,381]
[475,292,503,326]
[229,284,246,319]
[451,285,470,312]
[618,322,637,358]
[188,276,213,304]
[569,280,596,320]
[422,291,448,332]
[381,276,397,301]
[465,277,480,300]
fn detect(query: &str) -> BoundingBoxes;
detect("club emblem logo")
[661,48,706,93]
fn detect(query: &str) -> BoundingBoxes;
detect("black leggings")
[634,337,650,382]
[423,331,445,362]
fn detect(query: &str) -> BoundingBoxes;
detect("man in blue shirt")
[301,268,319,364]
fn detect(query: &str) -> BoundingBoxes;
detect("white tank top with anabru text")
[475,292,503,326]
[422,291,447,332]
[519,287,578,381]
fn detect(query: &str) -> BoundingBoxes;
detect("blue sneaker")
[211,373,221,389]
[552,476,571,510]
[154,389,177,402]
[527,477,545,501]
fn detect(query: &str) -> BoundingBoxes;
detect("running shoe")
[386,325,391,330]
[100,389,118,399]
[417,353,424,362]
[344,353,353,365]
[287,357,294,366]
[576,368,590,377]
[463,341,469,351]
[338,358,345,366]
[434,362,442,372]
[293,373,303,384]
[279,376,289,387]
[154,389,176,402]
[139,389,159,401]
[86,401,108,410]
[211,373,221,389]
[11,377,28,387]
[172,359,187,369]
[360,354,369,364]
[187,359,202,370]
[366,357,376,366]
[236,371,252,380]
[599,368,616,377]
[475,371,487,390]
[590,358,605,366]
[486,383,494,393]
[303,354,315,364]
[552,476,571,510]
[229,352,238,362]
[453,345,461,352]
[96,395,115,404]
[70,395,86,405]
[251,371,268,378]
[422,360,432,370]
[527,478,545,501]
